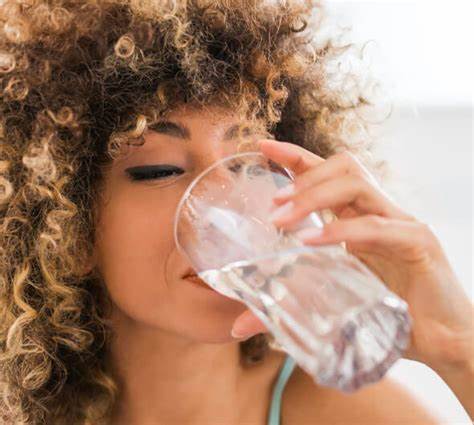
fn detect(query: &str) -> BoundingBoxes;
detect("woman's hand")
[231,139,473,372]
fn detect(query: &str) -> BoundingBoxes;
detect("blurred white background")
[324,1,472,423]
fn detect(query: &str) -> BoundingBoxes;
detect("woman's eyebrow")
[146,121,254,142]
[147,121,190,140]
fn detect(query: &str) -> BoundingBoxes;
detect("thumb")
[231,308,268,339]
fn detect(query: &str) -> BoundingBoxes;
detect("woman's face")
[94,105,261,343]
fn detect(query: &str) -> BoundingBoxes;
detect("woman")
[0,0,472,424]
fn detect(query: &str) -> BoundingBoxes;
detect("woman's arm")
[428,330,474,419]
[436,362,474,420]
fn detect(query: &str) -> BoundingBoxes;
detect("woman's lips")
[182,271,231,300]
[183,274,214,290]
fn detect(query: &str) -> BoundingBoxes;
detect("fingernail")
[269,201,294,222]
[274,184,295,199]
[294,227,323,241]
[231,325,250,339]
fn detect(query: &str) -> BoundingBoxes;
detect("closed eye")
[125,165,185,181]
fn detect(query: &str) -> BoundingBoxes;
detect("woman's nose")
[200,158,238,191]
[194,149,235,175]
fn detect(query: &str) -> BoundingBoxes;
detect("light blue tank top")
[267,354,297,425]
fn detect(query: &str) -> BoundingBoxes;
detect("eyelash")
[125,165,185,181]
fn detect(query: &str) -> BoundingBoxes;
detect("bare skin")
[93,104,453,424]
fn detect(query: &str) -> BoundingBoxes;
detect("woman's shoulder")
[282,364,445,424]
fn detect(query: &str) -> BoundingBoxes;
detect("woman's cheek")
[95,192,175,322]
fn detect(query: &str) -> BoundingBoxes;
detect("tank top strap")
[267,354,297,425]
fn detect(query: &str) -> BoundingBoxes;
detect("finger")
[294,214,443,262]
[273,150,381,206]
[269,174,410,228]
[258,139,324,174]
[231,309,268,339]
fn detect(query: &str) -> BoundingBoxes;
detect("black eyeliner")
[125,165,184,181]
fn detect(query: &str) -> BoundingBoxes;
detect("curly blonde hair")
[0,0,388,423]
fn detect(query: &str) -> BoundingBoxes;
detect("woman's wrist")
[432,358,473,420]
[431,327,473,371]
[426,329,474,420]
